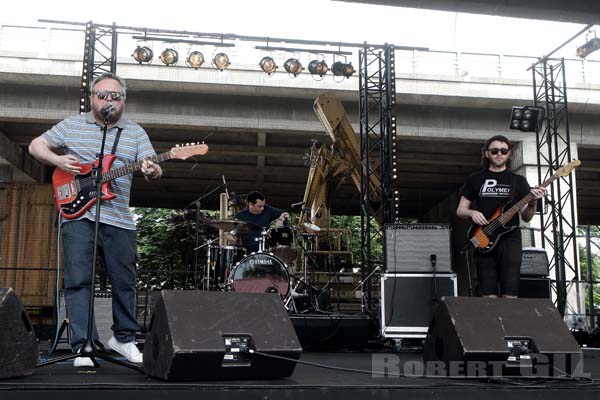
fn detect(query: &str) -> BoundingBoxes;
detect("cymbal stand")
[352,266,381,315]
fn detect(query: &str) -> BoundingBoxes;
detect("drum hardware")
[267,226,297,264]
[352,265,382,315]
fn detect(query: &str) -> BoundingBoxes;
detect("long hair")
[481,135,512,169]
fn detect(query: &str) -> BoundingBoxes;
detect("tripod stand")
[37,113,142,372]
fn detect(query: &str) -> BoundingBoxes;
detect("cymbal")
[206,219,262,233]
[302,222,321,232]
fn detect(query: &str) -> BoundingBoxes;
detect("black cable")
[247,350,596,385]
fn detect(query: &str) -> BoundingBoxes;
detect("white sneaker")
[73,356,95,368]
[108,336,143,363]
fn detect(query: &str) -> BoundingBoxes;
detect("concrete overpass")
[1,25,600,224]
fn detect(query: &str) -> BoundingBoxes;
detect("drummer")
[226,191,290,253]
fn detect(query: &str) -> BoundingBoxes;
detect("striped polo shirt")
[44,112,157,230]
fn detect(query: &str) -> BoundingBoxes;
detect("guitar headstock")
[170,142,209,160]
[555,159,581,177]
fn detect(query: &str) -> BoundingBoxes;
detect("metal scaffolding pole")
[79,22,118,113]
[358,44,396,313]
[532,58,581,317]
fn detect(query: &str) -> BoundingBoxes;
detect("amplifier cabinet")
[384,224,452,273]
[381,273,457,338]
[521,247,549,277]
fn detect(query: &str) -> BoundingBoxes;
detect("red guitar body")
[52,155,117,220]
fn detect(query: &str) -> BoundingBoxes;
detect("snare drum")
[228,253,290,300]
[267,226,296,263]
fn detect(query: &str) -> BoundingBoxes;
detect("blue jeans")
[62,219,139,351]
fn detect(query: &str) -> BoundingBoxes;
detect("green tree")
[579,226,600,317]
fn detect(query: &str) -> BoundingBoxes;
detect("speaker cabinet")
[381,273,457,338]
[424,297,583,377]
[384,224,452,273]
[521,247,549,276]
[519,277,551,299]
[143,290,302,381]
[0,288,38,379]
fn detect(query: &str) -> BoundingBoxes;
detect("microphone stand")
[185,183,225,290]
[37,113,142,372]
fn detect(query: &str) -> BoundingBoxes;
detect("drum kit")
[197,218,322,310]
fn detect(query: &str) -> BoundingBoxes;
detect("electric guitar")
[52,143,208,220]
[467,159,581,253]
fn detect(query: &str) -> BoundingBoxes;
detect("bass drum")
[228,253,290,300]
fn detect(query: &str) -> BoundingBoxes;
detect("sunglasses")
[488,147,510,155]
[94,91,124,101]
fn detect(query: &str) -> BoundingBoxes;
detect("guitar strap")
[110,128,124,155]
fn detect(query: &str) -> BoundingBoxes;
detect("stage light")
[212,52,230,70]
[159,48,179,65]
[308,60,329,77]
[283,58,303,77]
[331,61,355,78]
[132,46,153,64]
[509,106,544,132]
[576,37,600,58]
[186,51,205,69]
[259,56,277,75]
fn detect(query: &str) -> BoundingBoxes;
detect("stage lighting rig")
[132,46,153,64]
[331,61,355,78]
[186,51,205,69]
[159,48,179,65]
[284,58,303,77]
[509,106,545,132]
[212,52,231,70]
[576,37,600,58]
[259,56,277,75]
[308,60,329,77]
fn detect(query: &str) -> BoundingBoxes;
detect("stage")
[2,348,600,400]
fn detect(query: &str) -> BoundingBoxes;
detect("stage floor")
[2,349,600,400]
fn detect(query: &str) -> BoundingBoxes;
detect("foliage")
[578,226,600,315]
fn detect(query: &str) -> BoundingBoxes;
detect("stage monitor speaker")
[521,247,549,276]
[381,273,457,338]
[0,288,38,379]
[423,297,583,377]
[384,224,452,273]
[143,290,302,381]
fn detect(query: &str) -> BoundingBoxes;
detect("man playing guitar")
[456,135,545,298]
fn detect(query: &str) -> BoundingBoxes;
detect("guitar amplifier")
[381,273,457,338]
[521,247,549,277]
[384,224,452,273]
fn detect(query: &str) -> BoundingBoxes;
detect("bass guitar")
[52,142,208,220]
[467,159,580,253]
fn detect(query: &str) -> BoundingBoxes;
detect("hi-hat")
[206,219,261,233]
[303,222,321,232]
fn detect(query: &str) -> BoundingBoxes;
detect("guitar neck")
[498,173,557,224]
[101,151,172,183]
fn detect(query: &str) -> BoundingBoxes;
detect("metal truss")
[532,58,581,317]
[79,22,118,113]
[358,44,396,313]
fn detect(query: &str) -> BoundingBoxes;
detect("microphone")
[101,104,114,118]
[291,201,304,209]
[222,175,229,199]
[430,254,437,265]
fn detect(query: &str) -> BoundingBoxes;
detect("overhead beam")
[0,130,45,183]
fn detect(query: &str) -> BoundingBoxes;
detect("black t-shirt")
[234,204,283,252]
[459,169,531,229]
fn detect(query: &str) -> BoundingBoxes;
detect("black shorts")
[474,235,522,296]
